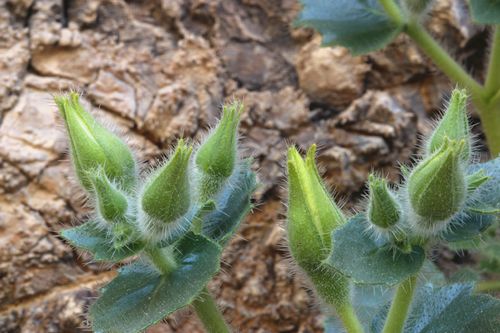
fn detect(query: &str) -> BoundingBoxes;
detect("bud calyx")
[367,174,401,229]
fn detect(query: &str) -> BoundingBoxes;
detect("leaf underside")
[468,0,500,24]
[327,215,425,286]
[90,233,221,333]
[295,0,403,54]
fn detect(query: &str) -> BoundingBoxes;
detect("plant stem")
[192,287,231,333]
[379,0,404,25]
[475,280,500,293]
[145,246,178,275]
[485,26,500,99]
[382,275,417,333]
[336,302,364,333]
[475,98,500,156]
[405,20,485,100]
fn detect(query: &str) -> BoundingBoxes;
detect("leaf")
[61,222,144,262]
[442,157,500,242]
[372,283,500,333]
[90,233,221,333]
[202,160,256,244]
[468,0,500,24]
[295,0,403,55]
[480,240,500,273]
[327,215,425,285]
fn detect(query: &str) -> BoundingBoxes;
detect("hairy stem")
[485,26,500,99]
[379,0,404,25]
[336,302,364,333]
[382,275,417,333]
[145,246,178,275]
[475,280,500,293]
[192,287,231,333]
[405,21,485,99]
[475,99,500,156]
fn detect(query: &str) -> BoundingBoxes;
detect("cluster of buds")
[57,92,244,251]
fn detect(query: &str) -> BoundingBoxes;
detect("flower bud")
[89,169,128,223]
[141,140,193,224]
[196,101,242,178]
[408,138,467,224]
[287,145,346,268]
[55,93,137,192]
[367,174,401,229]
[427,88,471,161]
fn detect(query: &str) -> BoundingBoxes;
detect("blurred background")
[0,0,497,332]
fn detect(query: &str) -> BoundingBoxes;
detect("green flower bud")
[196,101,242,178]
[287,144,346,268]
[427,88,471,161]
[287,145,350,308]
[55,92,137,192]
[89,169,129,223]
[367,174,401,229]
[141,139,193,224]
[408,138,467,226]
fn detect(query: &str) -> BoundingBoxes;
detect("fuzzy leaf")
[480,240,500,273]
[295,0,403,55]
[327,215,425,285]
[372,283,500,332]
[91,233,221,333]
[468,0,500,24]
[202,160,256,244]
[61,222,144,262]
[468,157,500,210]
[442,212,495,242]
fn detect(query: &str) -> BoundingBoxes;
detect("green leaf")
[442,212,495,242]
[480,240,500,273]
[202,160,256,244]
[295,0,403,55]
[61,222,144,262]
[327,215,425,285]
[90,233,221,333]
[372,283,500,332]
[468,0,500,24]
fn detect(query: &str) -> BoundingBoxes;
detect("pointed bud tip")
[367,174,401,229]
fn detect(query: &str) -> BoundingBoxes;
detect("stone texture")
[0,0,492,332]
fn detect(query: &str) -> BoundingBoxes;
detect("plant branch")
[485,25,500,99]
[405,20,485,101]
[382,275,417,333]
[336,302,364,333]
[192,287,231,333]
[145,246,178,275]
[379,0,404,25]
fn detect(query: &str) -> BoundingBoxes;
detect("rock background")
[0,0,493,332]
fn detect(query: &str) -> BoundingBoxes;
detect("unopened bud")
[196,101,242,178]
[367,174,401,229]
[141,139,193,224]
[427,88,471,161]
[89,169,128,223]
[287,145,345,268]
[55,92,136,192]
[409,138,467,224]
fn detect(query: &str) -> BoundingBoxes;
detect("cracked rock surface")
[0,0,490,332]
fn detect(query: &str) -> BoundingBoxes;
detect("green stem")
[336,302,364,333]
[405,20,485,100]
[485,26,500,99]
[379,0,404,25]
[475,280,500,293]
[192,287,231,333]
[382,275,417,333]
[475,99,500,156]
[145,246,178,275]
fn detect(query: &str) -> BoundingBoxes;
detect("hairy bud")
[89,169,129,223]
[287,145,345,267]
[367,174,401,229]
[196,102,242,178]
[55,93,136,192]
[408,138,467,228]
[141,140,193,224]
[427,88,471,161]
